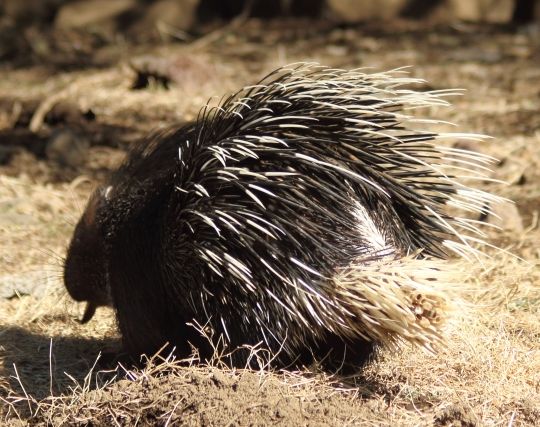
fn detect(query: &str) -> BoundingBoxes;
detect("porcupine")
[64,63,500,369]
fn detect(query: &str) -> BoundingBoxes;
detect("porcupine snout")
[64,188,111,323]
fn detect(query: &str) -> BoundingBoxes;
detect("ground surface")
[0,19,539,426]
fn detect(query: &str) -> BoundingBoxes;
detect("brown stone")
[54,0,136,30]
[449,0,514,23]
[140,0,198,34]
[326,0,407,21]
[485,199,524,233]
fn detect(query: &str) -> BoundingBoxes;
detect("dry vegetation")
[1,19,539,426]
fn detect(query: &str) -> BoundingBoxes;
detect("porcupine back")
[65,63,501,368]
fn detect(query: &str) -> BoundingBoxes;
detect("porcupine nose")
[64,209,110,323]
[80,302,98,324]
[64,252,110,323]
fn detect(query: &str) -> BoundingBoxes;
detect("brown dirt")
[1,19,539,426]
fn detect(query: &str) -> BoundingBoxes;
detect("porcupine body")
[64,63,500,368]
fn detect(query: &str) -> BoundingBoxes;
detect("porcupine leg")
[114,292,212,362]
[106,209,213,361]
[308,334,378,373]
[111,266,215,363]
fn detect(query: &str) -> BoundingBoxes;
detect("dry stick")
[6,100,22,129]
[49,338,54,397]
[12,363,33,414]
[82,352,102,393]
[187,0,253,51]
[163,399,183,427]
[156,20,192,42]
[29,89,71,133]
[28,72,118,133]
[108,408,122,427]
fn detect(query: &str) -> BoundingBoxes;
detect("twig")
[49,338,54,397]
[156,20,192,42]
[188,0,253,51]
[29,90,69,133]
[12,363,33,414]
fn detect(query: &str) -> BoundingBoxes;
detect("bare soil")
[1,19,539,426]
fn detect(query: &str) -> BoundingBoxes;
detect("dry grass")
[1,253,537,425]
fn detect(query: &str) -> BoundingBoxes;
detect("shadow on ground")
[0,325,121,401]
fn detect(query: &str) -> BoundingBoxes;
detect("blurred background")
[0,0,540,64]
[0,0,538,171]
[0,0,538,68]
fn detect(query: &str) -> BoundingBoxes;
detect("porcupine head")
[64,188,110,324]
[63,131,209,359]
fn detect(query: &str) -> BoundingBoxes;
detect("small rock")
[2,0,58,25]
[55,0,136,31]
[46,128,90,169]
[434,403,477,427]
[0,146,16,165]
[327,0,405,21]
[485,200,524,233]
[130,0,198,39]
[0,272,52,299]
[130,55,214,90]
[449,0,514,23]
[45,101,95,126]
